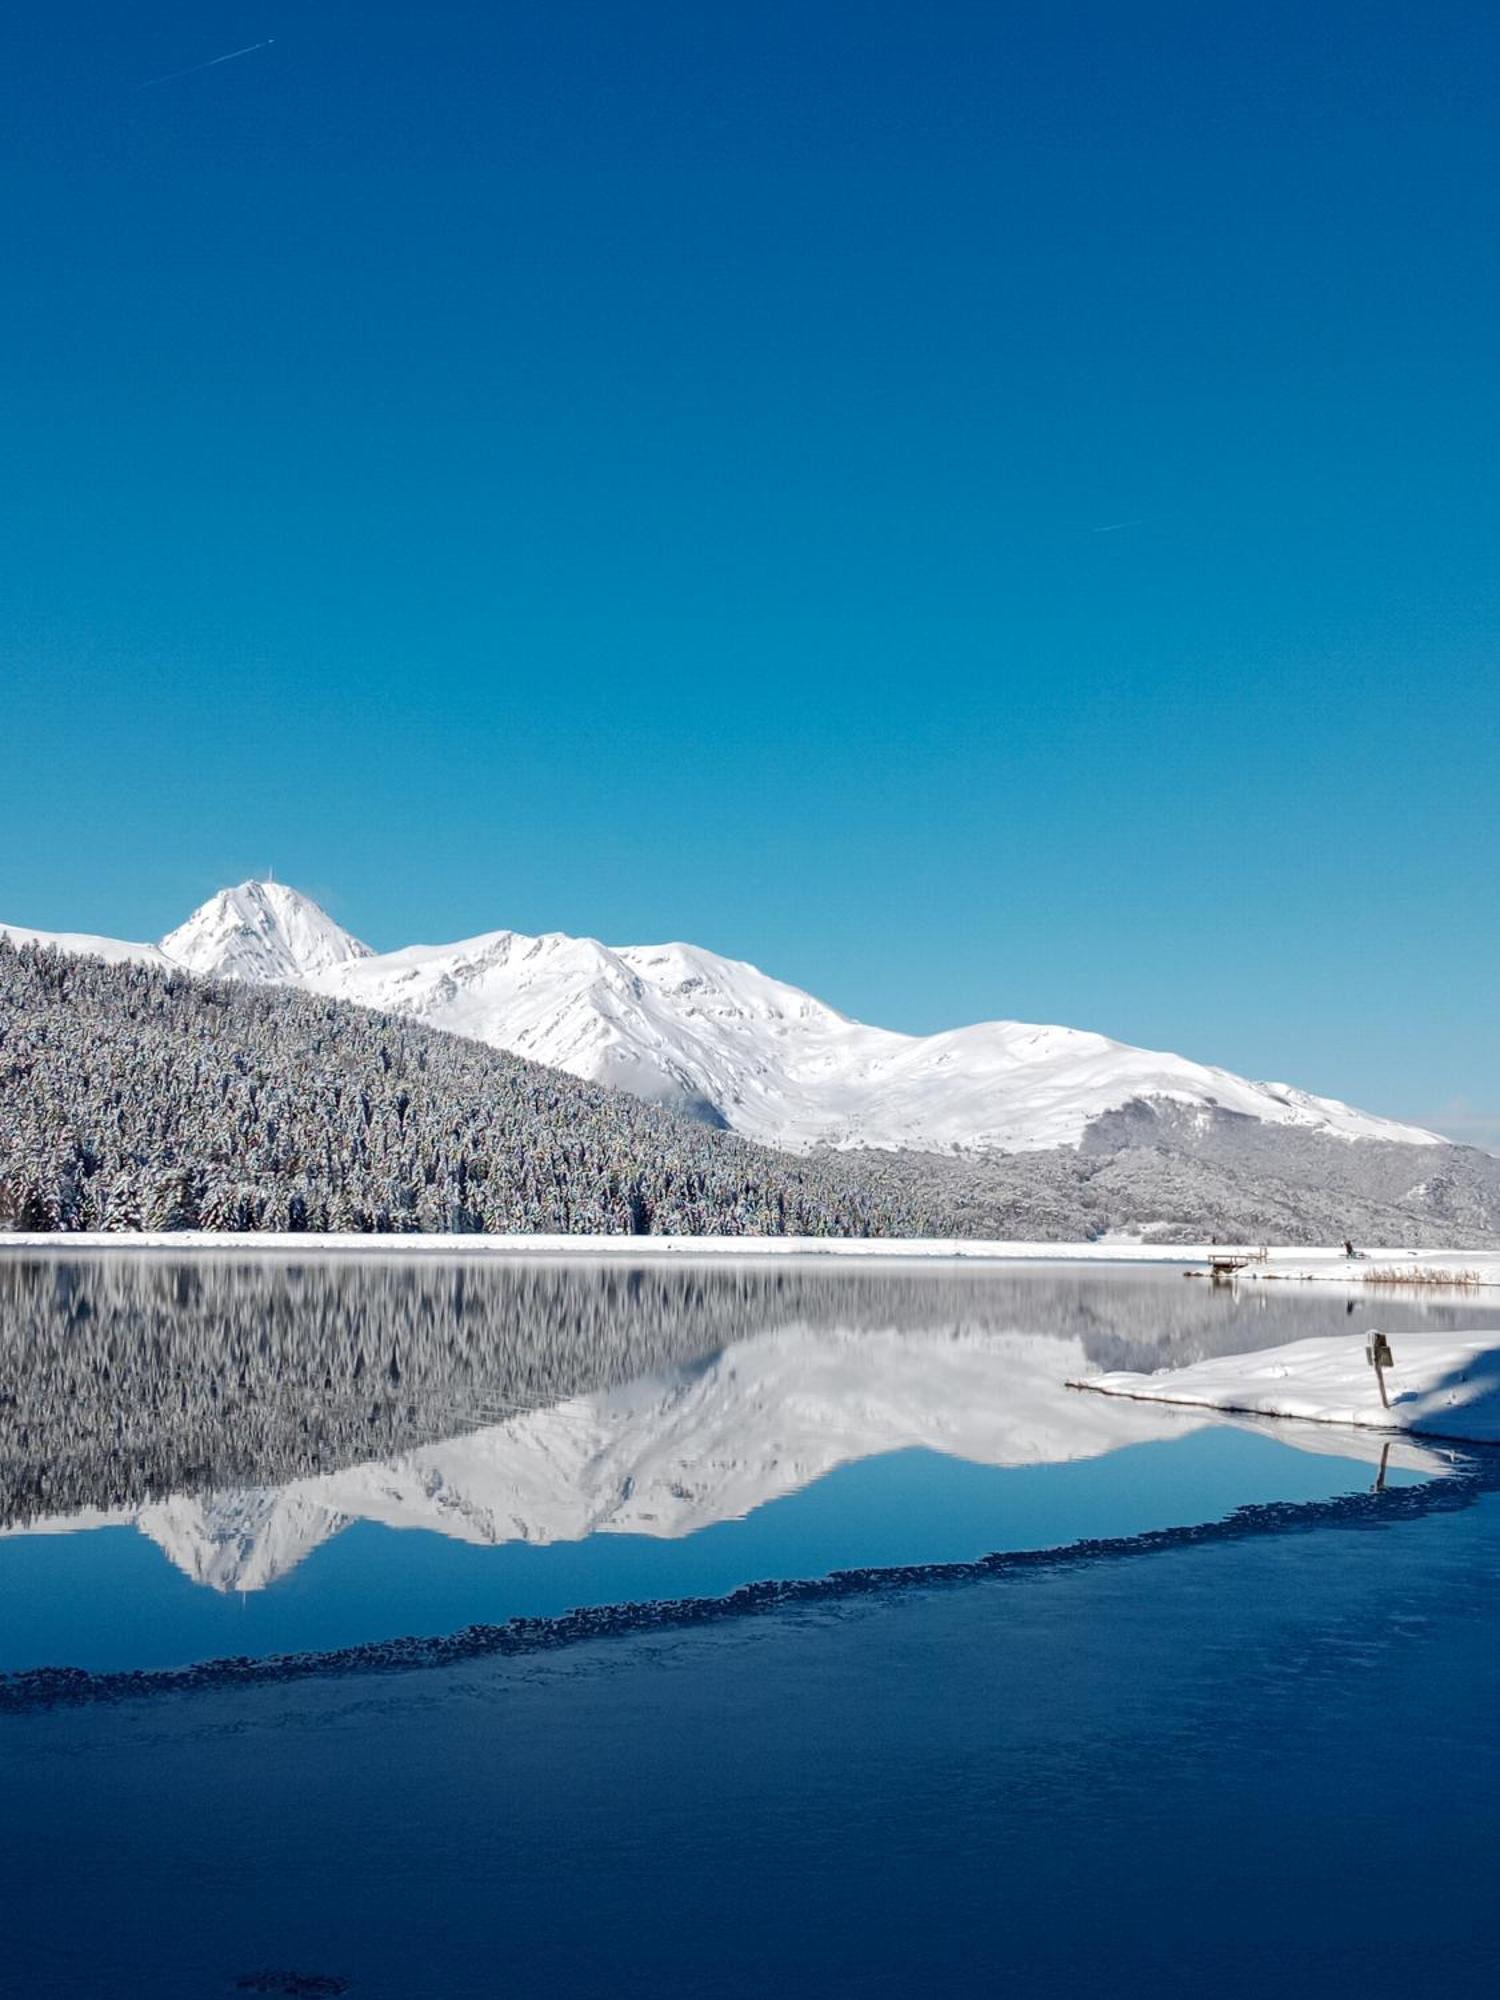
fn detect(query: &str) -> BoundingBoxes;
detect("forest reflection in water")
[1,1249,1478,1534]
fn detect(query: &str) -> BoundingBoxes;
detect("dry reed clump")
[1361,1265,1486,1289]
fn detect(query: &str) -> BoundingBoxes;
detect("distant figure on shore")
[1343,1238,1357,1259]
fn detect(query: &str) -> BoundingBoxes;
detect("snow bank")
[1073,1332,1500,1445]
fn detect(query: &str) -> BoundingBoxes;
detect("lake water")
[2,1252,1496,1997]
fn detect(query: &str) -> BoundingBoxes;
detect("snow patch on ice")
[1076,1331,1500,1444]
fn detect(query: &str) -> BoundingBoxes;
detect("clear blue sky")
[2,3,1497,1141]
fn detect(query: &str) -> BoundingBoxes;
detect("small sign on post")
[1365,1330,1394,1410]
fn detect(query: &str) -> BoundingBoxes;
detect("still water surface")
[1,1253,1495,1996]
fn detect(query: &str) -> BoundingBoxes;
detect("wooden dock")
[1192,1249,1270,1282]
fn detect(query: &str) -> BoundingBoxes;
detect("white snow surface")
[1076,1330,1500,1444]
[3,880,1444,1156]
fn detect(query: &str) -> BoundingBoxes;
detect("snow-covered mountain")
[2,880,1443,1157]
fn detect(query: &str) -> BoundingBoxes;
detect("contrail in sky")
[139,38,275,88]
[1090,520,1142,534]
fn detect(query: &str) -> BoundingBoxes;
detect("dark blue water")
[4,1467,1497,1998]
[2,1253,1495,1997]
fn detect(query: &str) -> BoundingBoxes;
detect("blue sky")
[2,3,1497,1141]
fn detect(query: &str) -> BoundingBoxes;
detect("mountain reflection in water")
[1,1252,1464,1595]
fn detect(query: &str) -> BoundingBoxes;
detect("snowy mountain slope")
[2,879,1444,1157]
[0,922,169,971]
[12,1324,1203,1589]
[342,929,1440,1153]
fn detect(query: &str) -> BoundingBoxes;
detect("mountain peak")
[161,880,371,983]
[10,881,1447,1157]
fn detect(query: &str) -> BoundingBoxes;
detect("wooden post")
[1365,1330,1393,1410]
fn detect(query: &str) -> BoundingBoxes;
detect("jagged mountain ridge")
[2,880,1443,1157]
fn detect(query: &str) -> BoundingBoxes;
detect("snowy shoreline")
[1073,1331,1500,1446]
[2,1231,1500,1281]
[0,1229,1216,1266]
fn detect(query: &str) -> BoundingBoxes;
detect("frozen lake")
[2,1252,1497,1995]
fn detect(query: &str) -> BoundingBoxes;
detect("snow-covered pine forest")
[0,937,922,1238]
[6,934,1500,1245]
